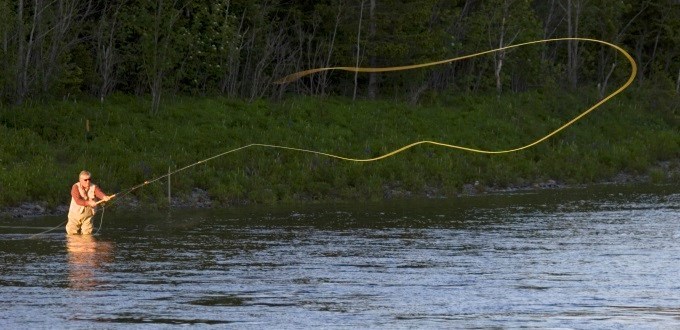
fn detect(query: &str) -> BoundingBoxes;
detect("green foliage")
[0,88,677,208]
[178,1,237,93]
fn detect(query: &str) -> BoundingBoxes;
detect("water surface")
[1,184,679,328]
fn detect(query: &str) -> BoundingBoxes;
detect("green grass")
[1,87,678,208]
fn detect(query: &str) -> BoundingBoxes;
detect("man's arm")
[71,185,90,206]
[94,186,107,200]
[94,186,112,202]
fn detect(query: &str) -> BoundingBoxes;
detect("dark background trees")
[1,0,678,108]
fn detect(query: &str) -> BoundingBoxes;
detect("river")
[1,184,679,328]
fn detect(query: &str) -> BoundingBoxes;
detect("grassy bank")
[1,87,678,208]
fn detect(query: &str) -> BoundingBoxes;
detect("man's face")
[79,175,91,188]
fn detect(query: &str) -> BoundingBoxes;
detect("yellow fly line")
[28,38,635,238]
[120,38,638,196]
[275,37,637,155]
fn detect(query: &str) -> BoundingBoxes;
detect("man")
[66,171,113,235]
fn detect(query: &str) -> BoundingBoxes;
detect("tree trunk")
[149,0,163,115]
[15,0,25,103]
[151,72,163,115]
[353,0,365,101]
[494,11,506,94]
[17,0,43,104]
[493,0,520,95]
[320,5,342,96]
[96,2,122,101]
[408,82,428,105]
[598,63,616,99]
[221,10,246,97]
[43,0,78,94]
[97,3,122,100]
[643,31,660,79]
[540,0,557,63]
[367,0,377,99]
[562,0,581,89]
[144,0,184,114]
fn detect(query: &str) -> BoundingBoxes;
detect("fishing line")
[112,38,636,189]
[94,205,106,235]
[0,225,62,230]
[275,38,637,155]
[29,38,636,236]
[27,221,66,239]
[28,207,106,238]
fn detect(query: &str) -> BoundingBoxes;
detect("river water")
[1,184,679,328]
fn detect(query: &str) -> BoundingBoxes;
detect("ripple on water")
[1,186,679,328]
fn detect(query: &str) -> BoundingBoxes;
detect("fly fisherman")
[66,171,113,235]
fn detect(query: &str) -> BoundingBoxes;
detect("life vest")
[68,182,97,217]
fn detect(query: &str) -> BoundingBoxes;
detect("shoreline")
[3,167,675,220]
[2,92,678,218]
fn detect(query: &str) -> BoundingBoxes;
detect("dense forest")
[1,0,679,110]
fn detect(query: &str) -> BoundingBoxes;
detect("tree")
[583,0,636,98]
[289,0,346,95]
[93,0,126,101]
[622,0,680,89]
[464,0,541,93]
[121,0,187,115]
[179,1,236,95]
[342,0,450,101]
[216,0,299,101]
[0,0,16,101]
[558,0,588,89]
[0,0,94,104]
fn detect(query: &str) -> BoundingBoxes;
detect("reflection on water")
[1,184,679,327]
[66,235,113,291]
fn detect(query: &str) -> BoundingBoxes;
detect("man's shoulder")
[70,183,80,197]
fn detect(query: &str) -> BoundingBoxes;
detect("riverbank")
[1,88,678,218]
[2,163,678,219]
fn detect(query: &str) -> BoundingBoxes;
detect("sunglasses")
[81,178,91,181]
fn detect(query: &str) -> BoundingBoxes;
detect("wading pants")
[66,207,95,235]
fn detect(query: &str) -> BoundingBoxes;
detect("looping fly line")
[276,37,637,154]
[120,38,638,198]
[25,38,638,237]
[29,38,637,238]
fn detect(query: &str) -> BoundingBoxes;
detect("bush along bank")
[0,88,678,214]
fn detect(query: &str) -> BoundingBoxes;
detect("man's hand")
[94,194,115,206]
[88,200,97,207]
